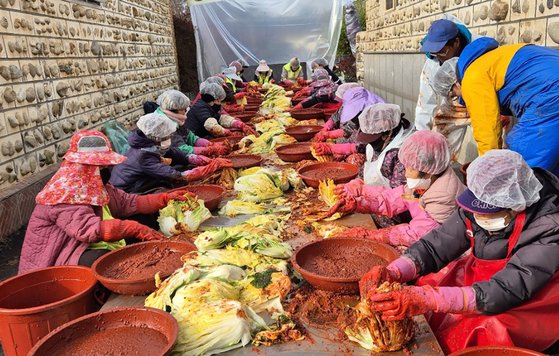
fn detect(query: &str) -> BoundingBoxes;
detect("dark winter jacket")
[185,100,219,139]
[405,168,559,315]
[110,129,189,193]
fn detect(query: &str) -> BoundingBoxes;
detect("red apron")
[424,212,559,354]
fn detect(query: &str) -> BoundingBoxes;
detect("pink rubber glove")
[193,146,206,155]
[324,129,345,140]
[188,154,211,166]
[334,178,364,199]
[195,138,211,147]
[312,130,329,142]
[323,119,336,131]
[289,103,304,112]
[311,143,332,155]
[370,285,477,321]
[329,143,357,155]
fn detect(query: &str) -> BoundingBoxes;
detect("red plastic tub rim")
[0,266,97,316]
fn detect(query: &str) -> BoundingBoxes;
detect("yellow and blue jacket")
[457,38,559,167]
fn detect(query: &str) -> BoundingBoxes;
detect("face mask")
[99,167,112,185]
[474,216,510,232]
[406,177,431,190]
[159,138,172,150]
[212,104,221,112]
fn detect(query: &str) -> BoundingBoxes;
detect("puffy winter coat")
[19,185,138,273]
[405,168,559,314]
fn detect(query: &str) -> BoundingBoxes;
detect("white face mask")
[159,138,172,150]
[406,177,431,190]
[474,216,510,232]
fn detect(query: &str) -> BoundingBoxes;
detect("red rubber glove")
[297,77,307,86]
[99,219,165,242]
[312,143,332,155]
[359,265,397,297]
[329,143,357,155]
[195,138,211,147]
[289,103,304,112]
[234,92,246,100]
[182,158,233,181]
[136,190,193,214]
[240,123,257,136]
[221,129,234,137]
[325,196,357,218]
[188,154,212,166]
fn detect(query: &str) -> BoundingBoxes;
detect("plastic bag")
[432,97,470,161]
[101,121,130,155]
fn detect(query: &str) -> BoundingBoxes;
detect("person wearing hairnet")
[311,91,387,159]
[327,131,465,248]
[254,60,274,85]
[430,58,472,162]
[191,76,227,106]
[229,60,247,83]
[361,150,559,353]
[18,130,193,273]
[186,82,256,139]
[312,83,366,141]
[154,90,229,158]
[281,57,304,83]
[434,37,559,177]
[222,67,246,104]
[110,113,232,193]
[415,16,475,131]
[288,69,339,112]
[311,58,342,85]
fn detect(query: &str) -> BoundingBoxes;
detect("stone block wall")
[356,0,559,81]
[0,0,179,189]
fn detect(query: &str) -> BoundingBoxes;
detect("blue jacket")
[110,130,190,193]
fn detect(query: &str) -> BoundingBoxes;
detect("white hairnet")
[289,57,300,69]
[358,103,401,134]
[203,76,225,86]
[312,58,328,67]
[137,112,177,139]
[156,90,190,111]
[466,150,543,211]
[398,131,451,175]
[335,82,361,100]
[200,82,226,101]
[432,57,459,97]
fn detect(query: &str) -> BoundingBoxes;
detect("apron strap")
[506,211,527,258]
[465,218,475,247]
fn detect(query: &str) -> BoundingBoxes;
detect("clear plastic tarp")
[188,0,344,82]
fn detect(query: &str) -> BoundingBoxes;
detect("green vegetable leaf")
[250,269,278,289]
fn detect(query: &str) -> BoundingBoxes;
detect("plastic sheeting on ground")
[188,0,343,82]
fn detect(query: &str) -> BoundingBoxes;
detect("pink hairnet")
[466,150,542,211]
[398,131,451,175]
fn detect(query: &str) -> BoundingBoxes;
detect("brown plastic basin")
[292,237,399,294]
[450,346,545,356]
[298,162,359,188]
[92,241,196,295]
[290,109,325,121]
[322,108,338,119]
[183,184,226,211]
[234,111,258,123]
[285,125,323,142]
[225,154,263,169]
[29,307,179,356]
[0,266,98,356]
[246,97,263,105]
[275,142,315,162]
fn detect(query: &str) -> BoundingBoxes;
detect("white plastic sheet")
[188,0,344,82]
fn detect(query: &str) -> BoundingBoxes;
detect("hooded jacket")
[405,168,559,314]
[110,129,189,193]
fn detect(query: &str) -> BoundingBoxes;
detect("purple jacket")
[19,185,138,274]
[110,129,190,192]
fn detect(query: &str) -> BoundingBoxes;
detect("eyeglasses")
[431,46,450,58]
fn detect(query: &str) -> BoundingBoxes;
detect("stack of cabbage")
[145,215,302,355]
[259,85,292,115]
[238,119,296,154]
[157,195,212,236]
